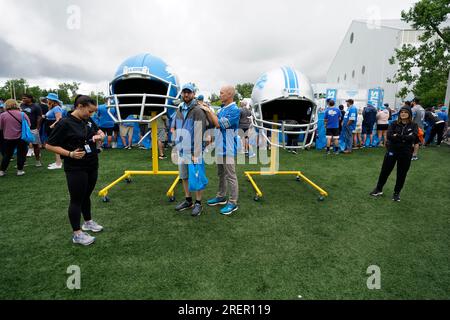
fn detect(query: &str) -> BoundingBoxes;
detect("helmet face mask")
[251,67,318,149]
[107,53,180,123]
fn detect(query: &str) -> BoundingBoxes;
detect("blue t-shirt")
[97,104,116,128]
[180,100,195,119]
[91,112,100,126]
[343,105,358,131]
[45,106,63,121]
[324,107,341,129]
[122,114,137,127]
[437,111,448,122]
[215,102,240,156]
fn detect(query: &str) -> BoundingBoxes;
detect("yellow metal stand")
[244,115,328,201]
[98,112,179,202]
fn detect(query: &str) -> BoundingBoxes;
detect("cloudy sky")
[0,0,417,96]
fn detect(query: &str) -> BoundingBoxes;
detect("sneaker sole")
[81,226,103,233]
[207,201,227,207]
[175,204,194,212]
[191,209,203,217]
[221,206,239,215]
[73,238,95,246]
[370,193,383,197]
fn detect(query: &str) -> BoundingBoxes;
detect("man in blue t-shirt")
[324,99,341,154]
[437,106,448,143]
[342,99,358,154]
[362,103,377,147]
[97,104,117,148]
[120,114,137,149]
[206,85,240,216]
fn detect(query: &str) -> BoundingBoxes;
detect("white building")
[326,19,448,109]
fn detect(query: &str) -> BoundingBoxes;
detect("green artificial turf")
[0,145,449,299]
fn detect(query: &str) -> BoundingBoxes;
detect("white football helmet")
[106,53,180,124]
[251,67,318,149]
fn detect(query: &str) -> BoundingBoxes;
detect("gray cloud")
[0,0,417,93]
[0,38,105,82]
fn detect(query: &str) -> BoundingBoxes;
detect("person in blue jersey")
[46,95,105,246]
[437,105,448,143]
[362,103,377,147]
[44,93,64,169]
[424,107,446,146]
[120,114,137,149]
[173,83,212,217]
[342,99,358,154]
[324,99,341,155]
[207,85,241,215]
[97,103,117,149]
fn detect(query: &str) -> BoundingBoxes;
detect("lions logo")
[255,74,268,90]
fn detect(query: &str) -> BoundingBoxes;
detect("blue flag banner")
[326,89,337,102]
[368,88,384,109]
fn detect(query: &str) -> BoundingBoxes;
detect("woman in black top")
[370,107,418,202]
[46,95,105,246]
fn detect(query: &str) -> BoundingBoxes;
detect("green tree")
[58,82,81,103]
[88,91,107,104]
[388,0,450,107]
[235,83,254,99]
[26,86,44,101]
[1,79,28,100]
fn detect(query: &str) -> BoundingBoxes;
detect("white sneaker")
[35,161,43,167]
[26,149,33,157]
[47,162,56,167]
[17,170,25,176]
[72,232,96,246]
[48,163,62,170]
[0,171,5,177]
[82,220,104,233]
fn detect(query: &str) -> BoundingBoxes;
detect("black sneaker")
[392,193,401,202]
[369,188,383,197]
[191,203,203,217]
[175,200,194,211]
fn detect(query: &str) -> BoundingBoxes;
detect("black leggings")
[287,134,298,147]
[376,151,412,195]
[1,139,28,171]
[65,169,98,231]
[426,122,445,145]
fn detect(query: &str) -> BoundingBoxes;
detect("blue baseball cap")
[181,83,195,93]
[197,94,204,101]
[45,92,62,104]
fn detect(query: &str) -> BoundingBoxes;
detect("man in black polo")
[20,94,43,167]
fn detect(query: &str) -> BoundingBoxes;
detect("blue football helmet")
[251,66,318,149]
[107,53,180,123]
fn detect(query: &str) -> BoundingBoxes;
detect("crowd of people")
[322,96,448,202]
[323,97,449,156]
[0,90,448,246]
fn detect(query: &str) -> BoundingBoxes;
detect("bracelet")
[69,151,73,158]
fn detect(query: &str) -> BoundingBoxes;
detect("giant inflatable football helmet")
[107,53,180,123]
[251,67,318,149]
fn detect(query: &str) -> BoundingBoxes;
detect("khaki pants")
[216,156,238,204]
